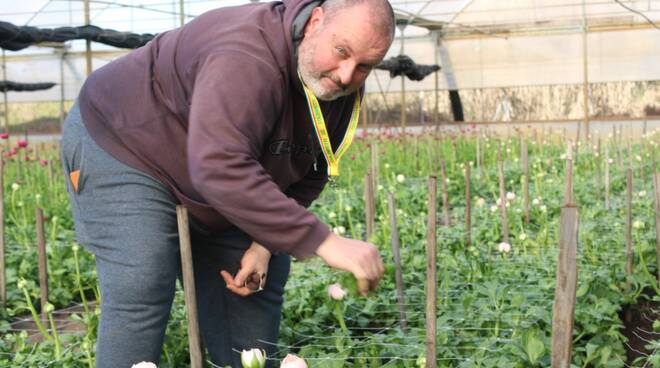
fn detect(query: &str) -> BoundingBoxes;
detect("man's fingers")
[357,278,370,296]
[233,267,251,287]
[220,270,254,297]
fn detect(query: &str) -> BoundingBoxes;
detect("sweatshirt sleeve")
[187,51,330,259]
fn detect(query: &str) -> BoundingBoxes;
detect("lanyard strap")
[299,77,361,176]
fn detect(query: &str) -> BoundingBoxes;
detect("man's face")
[298,5,392,101]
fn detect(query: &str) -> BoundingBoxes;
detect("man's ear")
[304,6,325,36]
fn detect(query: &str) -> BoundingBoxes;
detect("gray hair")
[320,0,395,40]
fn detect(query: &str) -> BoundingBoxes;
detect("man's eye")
[335,47,347,56]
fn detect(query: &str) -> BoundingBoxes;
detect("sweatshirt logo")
[269,139,314,156]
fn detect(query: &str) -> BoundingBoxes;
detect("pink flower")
[39,159,48,167]
[17,139,28,148]
[280,354,307,368]
[327,283,347,300]
[0,133,8,139]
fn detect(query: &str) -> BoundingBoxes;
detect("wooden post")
[595,138,602,201]
[654,173,660,288]
[176,206,203,368]
[440,159,450,226]
[522,140,530,224]
[625,170,633,292]
[564,142,574,206]
[551,206,579,368]
[605,145,610,210]
[365,170,375,241]
[497,148,509,243]
[0,156,4,306]
[465,164,472,247]
[426,176,437,368]
[476,134,482,178]
[387,192,408,333]
[36,208,48,319]
[370,143,378,191]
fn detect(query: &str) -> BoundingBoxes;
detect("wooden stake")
[522,140,530,224]
[654,172,660,289]
[465,164,472,247]
[387,192,408,333]
[36,208,48,319]
[497,148,509,243]
[425,176,437,368]
[440,159,450,226]
[365,170,375,241]
[625,169,633,292]
[605,145,610,210]
[551,206,579,368]
[0,156,5,306]
[370,143,378,191]
[176,206,203,368]
[0,157,7,307]
[564,142,574,206]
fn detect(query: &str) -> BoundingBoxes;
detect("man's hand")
[315,233,384,296]
[220,241,271,297]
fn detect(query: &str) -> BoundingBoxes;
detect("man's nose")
[336,61,356,88]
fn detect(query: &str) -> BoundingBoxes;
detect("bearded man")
[60,0,394,366]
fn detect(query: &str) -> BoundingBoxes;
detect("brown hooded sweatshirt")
[78,0,359,259]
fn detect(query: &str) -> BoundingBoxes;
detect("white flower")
[43,302,54,314]
[328,212,336,219]
[607,159,614,164]
[35,194,41,200]
[506,192,516,201]
[532,198,541,206]
[490,205,498,212]
[17,278,26,290]
[633,220,644,229]
[540,205,547,212]
[384,163,390,169]
[396,174,405,183]
[636,155,642,162]
[72,243,80,252]
[560,153,567,160]
[131,363,157,368]
[344,205,352,212]
[280,354,308,368]
[332,226,346,235]
[241,348,266,368]
[519,233,528,241]
[11,183,19,191]
[496,197,503,206]
[377,185,384,191]
[497,242,511,253]
[638,191,646,197]
[327,283,347,300]
[475,197,485,207]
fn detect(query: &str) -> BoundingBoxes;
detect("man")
[60,0,394,366]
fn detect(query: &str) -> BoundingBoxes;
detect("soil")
[620,292,660,365]
[5,302,95,343]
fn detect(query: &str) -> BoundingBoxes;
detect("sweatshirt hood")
[281,0,324,93]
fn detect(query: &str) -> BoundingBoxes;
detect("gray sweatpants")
[60,102,290,368]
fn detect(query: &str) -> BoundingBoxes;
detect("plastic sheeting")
[0,21,155,51]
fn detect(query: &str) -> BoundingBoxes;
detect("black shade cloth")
[0,81,56,92]
[449,89,464,122]
[0,21,155,51]
[375,54,440,81]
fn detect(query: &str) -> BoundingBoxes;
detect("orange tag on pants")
[70,170,80,192]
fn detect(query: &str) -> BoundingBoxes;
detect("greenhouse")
[0,0,658,367]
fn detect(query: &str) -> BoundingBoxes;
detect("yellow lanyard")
[300,77,361,177]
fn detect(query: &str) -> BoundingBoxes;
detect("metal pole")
[59,51,66,128]
[179,0,185,27]
[2,49,9,135]
[84,0,92,76]
[582,0,590,138]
